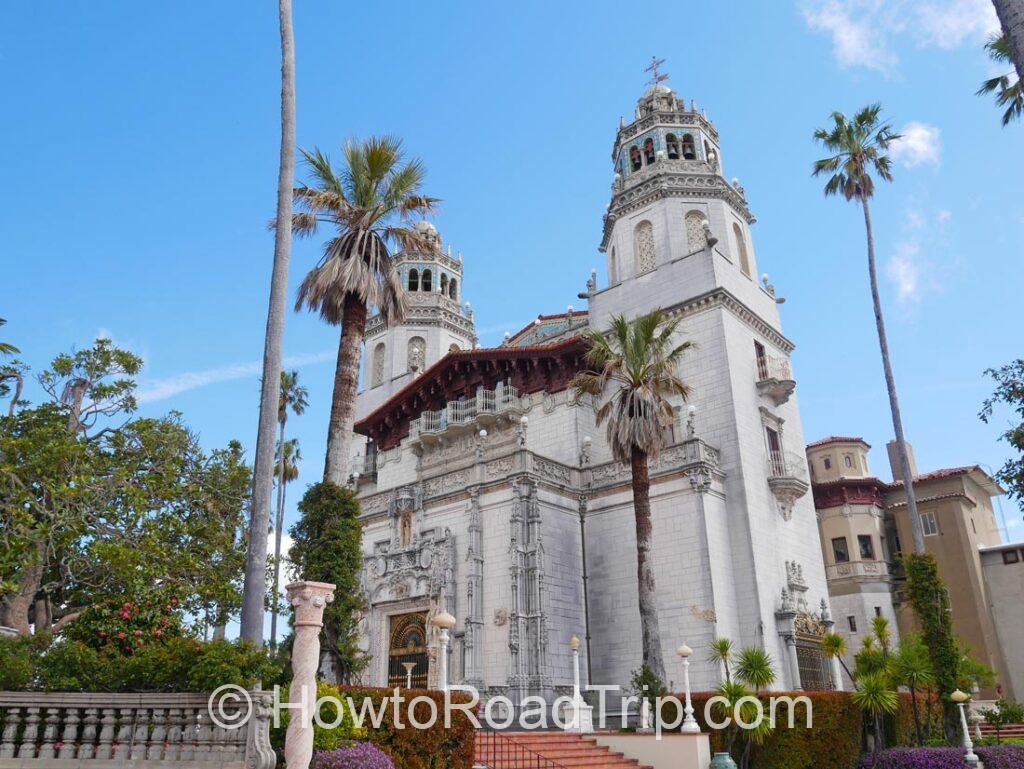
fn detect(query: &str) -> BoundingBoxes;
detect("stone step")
[474,732,652,769]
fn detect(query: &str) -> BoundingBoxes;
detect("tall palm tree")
[293,136,438,484]
[991,0,1024,84]
[852,673,899,755]
[0,319,18,356]
[571,309,693,682]
[270,437,302,647]
[269,368,307,647]
[812,106,927,556]
[978,34,1024,125]
[239,0,297,644]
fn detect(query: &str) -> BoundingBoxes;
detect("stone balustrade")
[409,384,526,443]
[0,690,275,768]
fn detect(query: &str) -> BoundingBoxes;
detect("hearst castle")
[346,81,840,705]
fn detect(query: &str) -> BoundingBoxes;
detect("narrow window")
[371,343,386,387]
[643,138,656,165]
[440,273,448,296]
[449,278,458,300]
[685,211,709,250]
[634,220,656,274]
[448,343,461,353]
[681,133,696,160]
[630,145,642,171]
[823,456,832,470]
[844,455,854,468]
[609,246,618,284]
[422,269,433,292]
[766,426,783,474]
[921,511,939,537]
[408,268,419,292]
[407,336,426,373]
[858,535,875,560]
[874,606,882,618]
[1003,550,1020,564]
[832,537,850,564]
[666,134,680,160]
[732,223,751,276]
[754,340,766,380]
[848,616,857,633]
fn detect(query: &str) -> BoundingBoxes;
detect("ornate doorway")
[388,611,428,688]
[795,613,834,691]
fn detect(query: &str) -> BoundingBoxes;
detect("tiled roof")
[505,310,589,345]
[806,435,869,449]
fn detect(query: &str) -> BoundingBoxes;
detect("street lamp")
[951,690,980,766]
[676,644,700,733]
[567,635,593,732]
[430,611,456,692]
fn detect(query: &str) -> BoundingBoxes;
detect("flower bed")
[859,745,1024,768]
[313,741,395,769]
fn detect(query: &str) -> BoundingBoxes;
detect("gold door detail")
[388,611,428,688]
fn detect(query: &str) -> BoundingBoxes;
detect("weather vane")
[644,56,668,87]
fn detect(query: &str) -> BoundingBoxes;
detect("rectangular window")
[874,606,883,618]
[971,518,977,534]
[858,535,875,560]
[832,537,850,564]
[921,511,939,537]
[1003,550,1020,565]
[848,616,857,633]
[891,529,903,557]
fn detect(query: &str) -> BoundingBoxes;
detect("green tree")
[852,673,899,755]
[978,35,1024,125]
[822,631,856,687]
[890,634,935,746]
[292,136,438,485]
[0,319,18,357]
[0,319,25,416]
[270,368,308,648]
[708,643,777,769]
[708,637,735,683]
[571,309,693,682]
[990,0,1024,86]
[981,358,1024,507]
[288,482,366,683]
[0,339,250,637]
[240,0,298,645]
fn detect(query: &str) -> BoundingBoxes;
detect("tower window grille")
[634,220,656,274]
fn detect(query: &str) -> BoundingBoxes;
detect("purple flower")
[859,746,1024,769]
[311,741,395,769]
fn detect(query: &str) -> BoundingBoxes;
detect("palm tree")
[872,615,892,658]
[978,34,1024,125]
[0,319,17,357]
[293,137,438,484]
[268,368,307,647]
[852,673,899,755]
[571,309,693,682]
[812,106,927,556]
[822,632,856,688]
[709,637,735,683]
[891,635,935,746]
[736,647,776,691]
[991,0,1024,85]
[0,319,23,415]
[239,0,297,644]
[270,437,302,646]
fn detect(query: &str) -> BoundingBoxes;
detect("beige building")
[806,436,1012,698]
[980,542,1024,700]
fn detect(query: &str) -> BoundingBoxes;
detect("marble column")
[284,581,336,769]
[784,634,802,691]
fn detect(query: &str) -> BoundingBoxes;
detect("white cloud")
[884,209,955,305]
[136,350,334,404]
[890,122,942,167]
[801,0,999,74]
[886,241,923,303]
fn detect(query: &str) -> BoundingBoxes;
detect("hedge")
[859,745,1024,768]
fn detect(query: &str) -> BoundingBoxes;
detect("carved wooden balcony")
[756,355,796,405]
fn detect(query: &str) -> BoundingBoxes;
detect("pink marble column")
[284,581,336,769]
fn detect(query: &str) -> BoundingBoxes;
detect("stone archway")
[387,611,429,688]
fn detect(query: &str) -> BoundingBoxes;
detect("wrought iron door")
[387,611,428,688]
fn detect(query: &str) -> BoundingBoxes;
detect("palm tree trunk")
[240,0,296,643]
[269,420,287,648]
[861,196,925,555]
[910,687,923,746]
[993,0,1024,84]
[323,294,367,485]
[630,445,666,682]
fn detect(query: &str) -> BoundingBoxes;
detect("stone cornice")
[656,287,794,354]
[365,296,476,341]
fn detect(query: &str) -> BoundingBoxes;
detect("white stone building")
[347,82,837,706]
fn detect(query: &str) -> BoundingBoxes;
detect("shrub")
[273,680,365,755]
[312,742,395,769]
[0,634,40,690]
[859,745,1024,768]
[66,595,185,655]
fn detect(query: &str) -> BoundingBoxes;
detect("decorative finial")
[644,56,669,88]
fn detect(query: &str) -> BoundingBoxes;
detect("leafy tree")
[890,634,935,746]
[0,339,251,637]
[852,673,899,755]
[571,309,693,682]
[270,368,308,648]
[291,136,438,484]
[288,482,366,683]
[981,358,1024,507]
[240,0,298,645]
[978,35,1024,125]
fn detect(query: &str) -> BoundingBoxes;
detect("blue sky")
[2,1,1021,544]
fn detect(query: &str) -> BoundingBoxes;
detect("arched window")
[408,268,419,292]
[643,138,656,165]
[609,246,618,284]
[682,134,696,160]
[666,134,680,160]
[372,343,386,387]
[440,274,448,298]
[634,220,656,274]
[421,269,433,292]
[733,223,751,276]
[685,211,709,250]
[449,343,461,353]
[448,278,458,300]
[629,145,642,172]
[407,336,425,373]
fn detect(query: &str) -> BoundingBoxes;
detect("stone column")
[784,634,802,691]
[284,581,336,769]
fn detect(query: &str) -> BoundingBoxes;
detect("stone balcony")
[825,559,892,582]
[767,449,810,520]
[756,355,796,405]
[408,384,527,449]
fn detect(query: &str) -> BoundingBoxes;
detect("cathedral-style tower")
[585,80,836,692]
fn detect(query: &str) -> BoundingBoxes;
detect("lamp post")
[568,636,594,732]
[431,611,456,692]
[951,690,980,766]
[676,644,700,733]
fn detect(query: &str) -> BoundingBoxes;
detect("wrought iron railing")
[474,731,570,769]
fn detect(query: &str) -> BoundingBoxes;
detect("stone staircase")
[474,732,652,769]
[979,721,1024,740]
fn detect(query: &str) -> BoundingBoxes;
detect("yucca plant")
[890,634,935,745]
[709,637,735,683]
[852,673,899,754]
[822,631,856,689]
[571,309,693,681]
[736,647,776,691]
